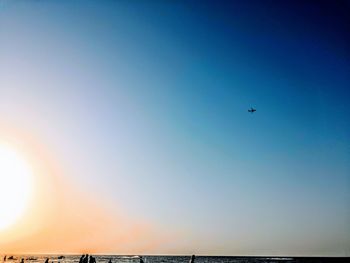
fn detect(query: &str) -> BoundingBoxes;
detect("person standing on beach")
[189,255,195,263]
[139,256,144,263]
[3,256,6,262]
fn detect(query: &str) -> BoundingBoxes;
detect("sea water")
[0,255,348,263]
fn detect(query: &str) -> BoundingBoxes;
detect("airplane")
[248,107,256,113]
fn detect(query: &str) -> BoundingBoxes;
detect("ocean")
[1,255,349,263]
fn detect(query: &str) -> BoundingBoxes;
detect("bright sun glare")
[0,144,33,231]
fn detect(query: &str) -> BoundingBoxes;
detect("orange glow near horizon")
[0,125,166,255]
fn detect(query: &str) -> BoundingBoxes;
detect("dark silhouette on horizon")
[189,255,195,263]
[83,255,89,263]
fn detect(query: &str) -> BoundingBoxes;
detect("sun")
[0,144,34,231]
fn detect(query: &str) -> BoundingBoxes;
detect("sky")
[0,0,350,256]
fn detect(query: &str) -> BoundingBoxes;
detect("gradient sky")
[0,0,349,256]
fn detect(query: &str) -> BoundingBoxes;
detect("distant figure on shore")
[79,255,84,263]
[189,255,195,263]
[139,256,144,263]
[108,259,112,263]
[83,255,89,263]
[3,256,6,262]
[44,258,49,263]
[20,259,24,263]
[89,256,96,263]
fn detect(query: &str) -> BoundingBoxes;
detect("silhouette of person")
[44,259,49,263]
[3,256,6,262]
[189,255,195,263]
[139,256,144,263]
[83,255,89,263]
[89,256,96,263]
[21,259,24,263]
[108,259,112,263]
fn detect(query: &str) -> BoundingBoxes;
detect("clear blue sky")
[0,0,349,256]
